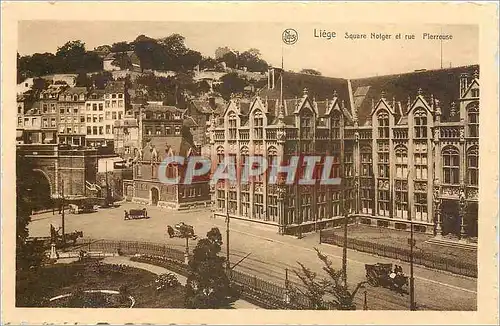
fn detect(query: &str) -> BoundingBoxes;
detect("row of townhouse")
[17,81,127,148]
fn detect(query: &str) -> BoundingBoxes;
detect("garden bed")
[16,258,185,308]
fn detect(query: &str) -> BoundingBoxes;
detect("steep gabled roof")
[350,64,479,124]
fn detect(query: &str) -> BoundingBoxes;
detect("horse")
[66,230,84,245]
[391,273,409,295]
[167,225,175,238]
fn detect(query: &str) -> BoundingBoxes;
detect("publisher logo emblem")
[282,28,298,45]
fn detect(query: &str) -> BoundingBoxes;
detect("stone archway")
[150,187,159,206]
[30,169,53,210]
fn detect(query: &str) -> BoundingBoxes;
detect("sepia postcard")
[2,1,499,325]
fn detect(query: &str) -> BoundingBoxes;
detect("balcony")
[440,126,461,139]
[359,129,372,140]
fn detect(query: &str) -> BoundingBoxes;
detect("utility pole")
[226,190,230,272]
[61,179,66,246]
[407,170,416,311]
[341,177,348,287]
[342,207,348,287]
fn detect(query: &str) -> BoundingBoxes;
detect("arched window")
[267,146,278,169]
[228,111,237,140]
[73,95,78,101]
[467,102,479,137]
[377,111,389,138]
[253,110,263,139]
[442,146,460,184]
[414,109,427,139]
[467,146,478,186]
[330,111,341,139]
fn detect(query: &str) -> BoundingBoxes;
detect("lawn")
[326,224,477,267]
[16,258,185,308]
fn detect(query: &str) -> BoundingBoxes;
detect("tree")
[300,68,322,76]
[75,73,91,87]
[185,228,237,308]
[90,71,114,89]
[112,52,132,70]
[215,46,232,60]
[111,41,132,53]
[214,73,248,100]
[238,49,269,72]
[16,155,45,272]
[220,52,238,69]
[288,248,365,310]
[199,56,217,71]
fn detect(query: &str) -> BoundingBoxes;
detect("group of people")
[389,265,404,279]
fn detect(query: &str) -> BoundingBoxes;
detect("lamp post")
[406,170,416,311]
[60,179,66,246]
[225,190,230,272]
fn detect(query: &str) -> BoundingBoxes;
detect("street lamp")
[406,170,416,311]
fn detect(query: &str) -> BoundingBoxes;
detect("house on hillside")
[103,51,142,72]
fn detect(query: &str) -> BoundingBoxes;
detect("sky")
[18,21,478,79]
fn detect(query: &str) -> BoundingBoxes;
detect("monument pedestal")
[49,243,58,259]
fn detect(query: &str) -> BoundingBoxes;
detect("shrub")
[155,273,180,291]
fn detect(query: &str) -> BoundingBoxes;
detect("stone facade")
[211,66,479,239]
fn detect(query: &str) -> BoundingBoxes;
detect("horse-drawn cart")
[124,208,150,220]
[167,222,197,240]
[365,263,408,293]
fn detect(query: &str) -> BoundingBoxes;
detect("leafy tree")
[90,71,114,89]
[214,73,248,100]
[16,155,45,272]
[215,46,232,60]
[185,228,237,308]
[199,56,217,70]
[195,80,211,95]
[288,248,365,310]
[112,52,132,70]
[18,53,57,79]
[75,73,91,87]
[111,41,132,53]
[238,49,268,72]
[300,68,322,76]
[220,51,238,69]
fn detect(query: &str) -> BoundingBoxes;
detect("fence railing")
[319,230,477,278]
[75,238,314,309]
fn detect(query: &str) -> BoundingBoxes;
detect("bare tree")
[288,248,365,310]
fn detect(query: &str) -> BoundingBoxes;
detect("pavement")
[29,202,477,311]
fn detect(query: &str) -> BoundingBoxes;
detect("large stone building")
[122,103,211,209]
[211,66,479,241]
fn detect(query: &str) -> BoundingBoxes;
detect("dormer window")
[330,111,341,139]
[413,109,427,139]
[228,112,237,140]
[253,110,263,139]
[73,95,78,101]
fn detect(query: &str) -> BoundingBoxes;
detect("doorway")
[441,200,460,236]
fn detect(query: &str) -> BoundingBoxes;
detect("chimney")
[460,73,469,97]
